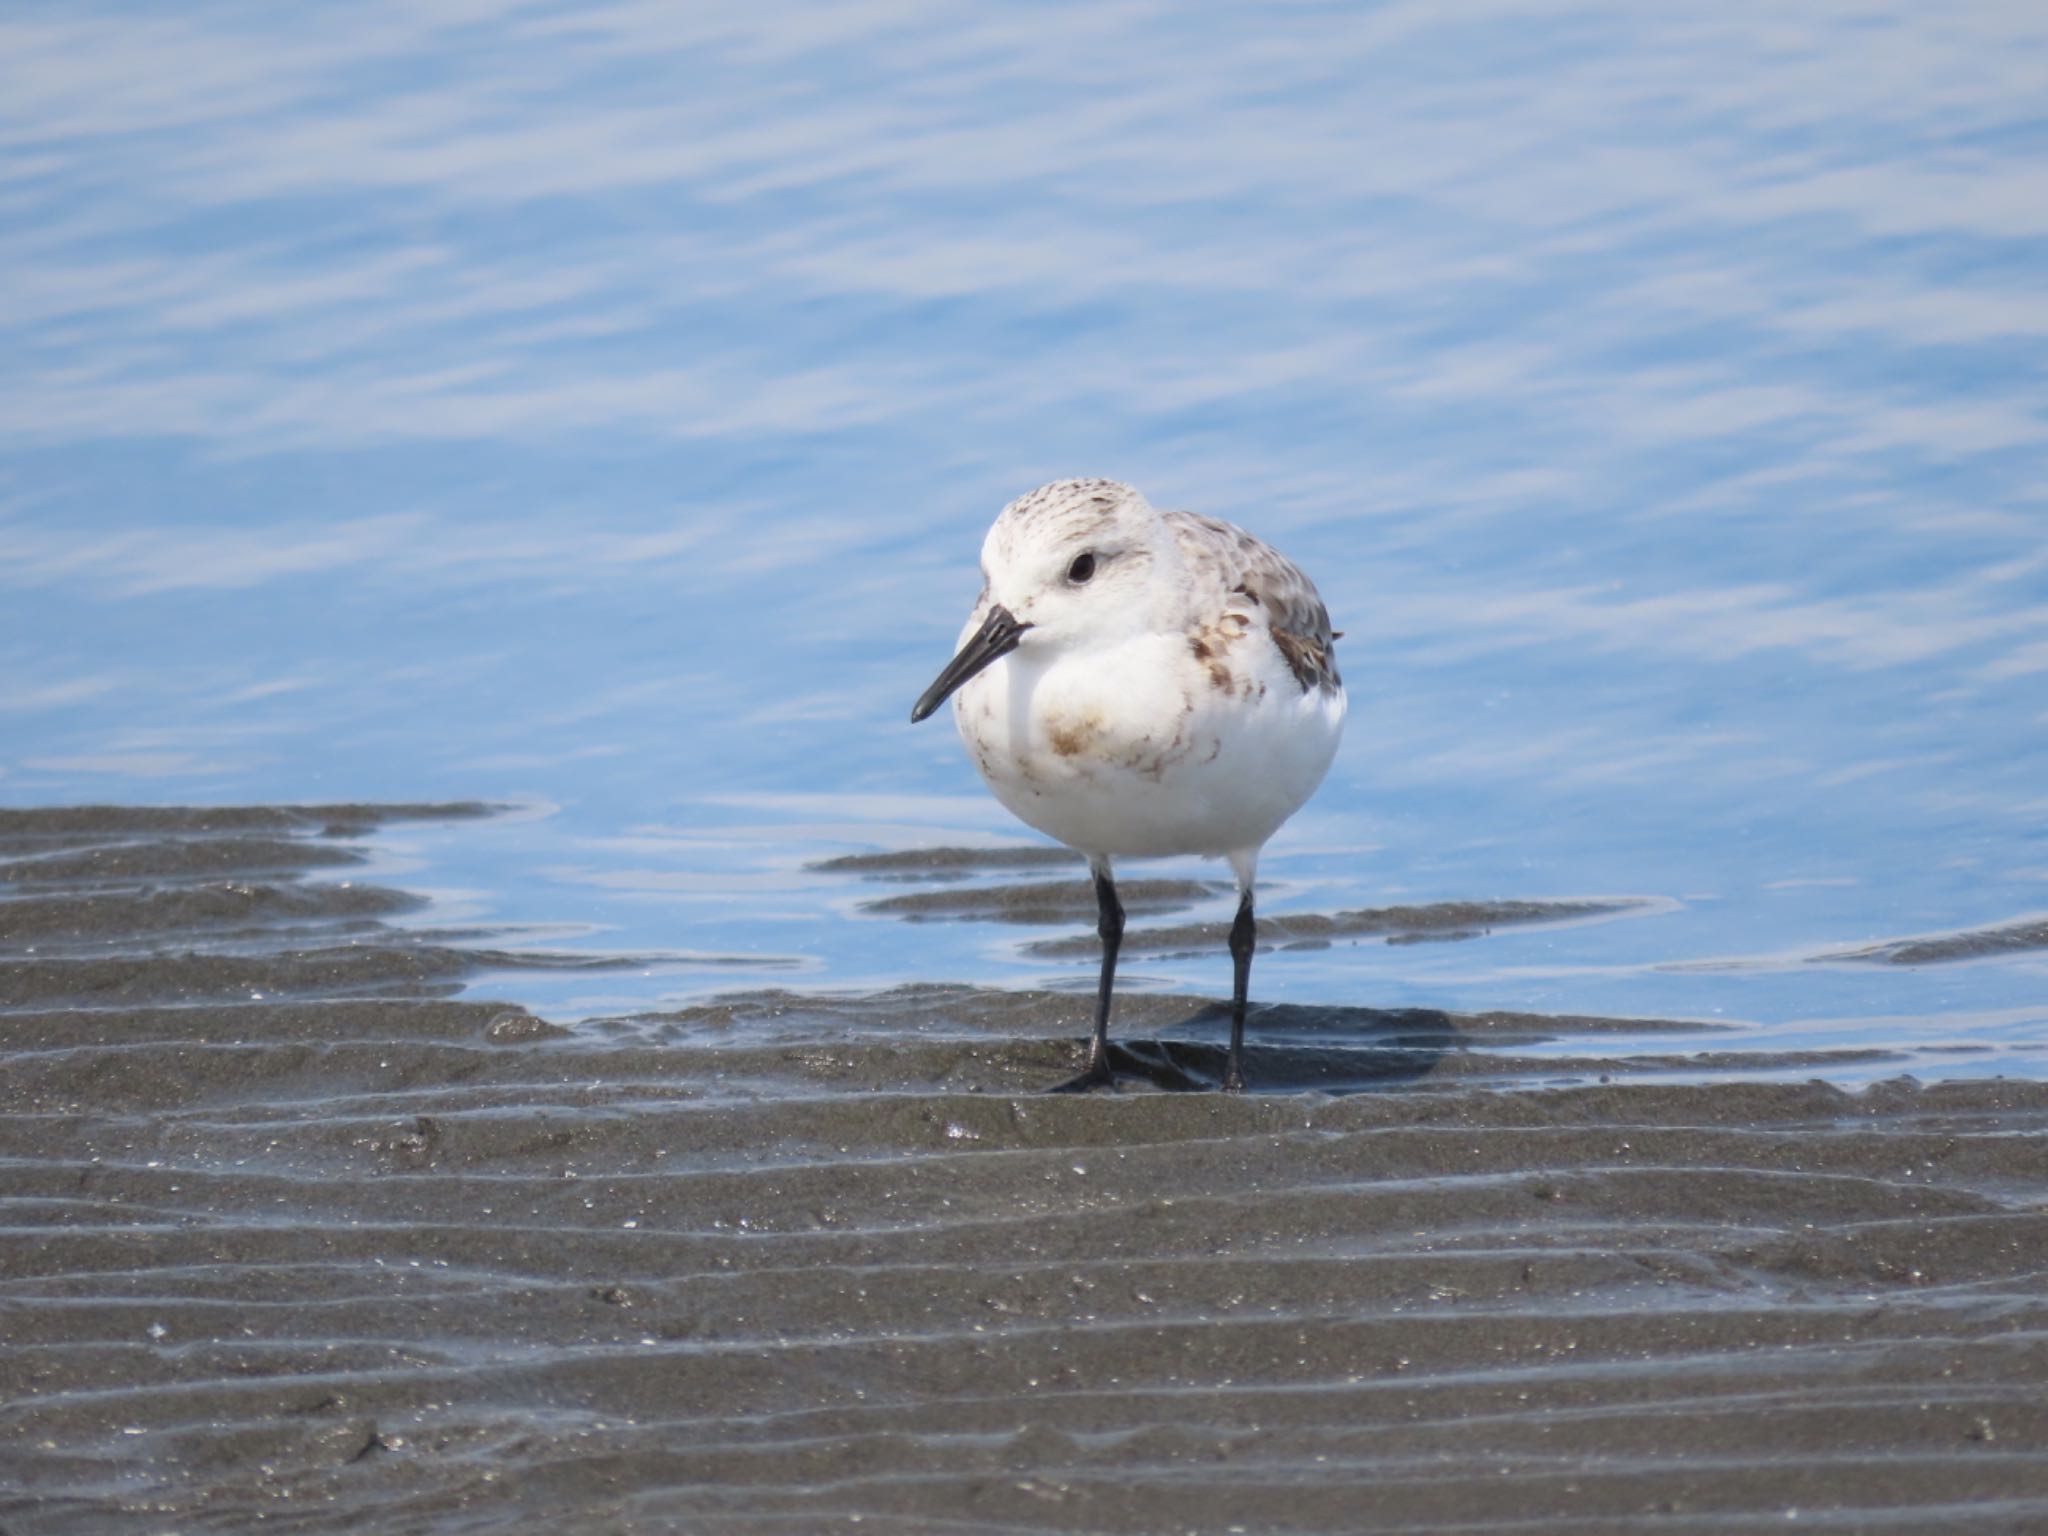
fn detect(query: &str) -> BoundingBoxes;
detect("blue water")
[3,4,2044,1068]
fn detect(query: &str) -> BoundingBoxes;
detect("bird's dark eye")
[1067,552,1097,585]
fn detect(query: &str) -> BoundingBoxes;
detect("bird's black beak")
[911,605,1031,723]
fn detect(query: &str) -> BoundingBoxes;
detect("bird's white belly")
[952,634,1344,861]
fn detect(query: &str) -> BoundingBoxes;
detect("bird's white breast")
[953,628,1344,861]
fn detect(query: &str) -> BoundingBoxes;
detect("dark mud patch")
[810,843,1081,881]
[859,875,1227,924]
[3,806,2047,1534]
[0,805,783,1010]
[0,800,497,837]
[0,944,671,1011]
[0,881,423,947]
[0,835,365,886]
[0,800,498,863]
[1821,916,2048,966]
[1026,895,1647,958]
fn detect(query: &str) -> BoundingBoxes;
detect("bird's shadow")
[1100,1002,1473,1094]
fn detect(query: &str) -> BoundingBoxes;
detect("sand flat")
[3,807,2047,1533]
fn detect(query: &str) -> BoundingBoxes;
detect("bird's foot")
[1221,1056,1247,1093]
[1046,1049,1118,1094]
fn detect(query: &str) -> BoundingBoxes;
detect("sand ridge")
[3,806,2047,1532]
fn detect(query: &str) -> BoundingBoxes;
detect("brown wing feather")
[1167,510,1341,694]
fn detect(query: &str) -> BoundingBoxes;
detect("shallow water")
[3,3,2045,1078]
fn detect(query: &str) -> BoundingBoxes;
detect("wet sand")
[1822,918,2048,966]
[5,807,2048,1533]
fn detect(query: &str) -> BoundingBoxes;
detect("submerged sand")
[3,806,2047,1533]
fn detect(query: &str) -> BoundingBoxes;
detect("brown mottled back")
[1167,509,1342,694]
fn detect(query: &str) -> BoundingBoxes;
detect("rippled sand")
[4,806,2047,1533]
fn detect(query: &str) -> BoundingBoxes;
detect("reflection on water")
[1,4,2043,1077]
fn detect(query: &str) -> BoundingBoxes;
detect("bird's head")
[911,479,1169,723]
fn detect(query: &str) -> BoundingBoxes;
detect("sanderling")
[912,478,1345,1092]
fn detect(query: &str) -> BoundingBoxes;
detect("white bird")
[911,478,1346,1092]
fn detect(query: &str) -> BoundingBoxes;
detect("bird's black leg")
[1049,862,1122,1093]
[1222,887,1256,1092]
